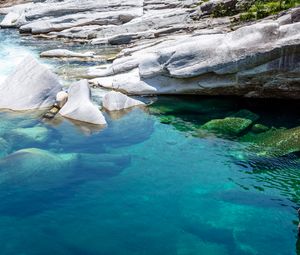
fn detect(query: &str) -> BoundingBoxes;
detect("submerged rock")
[59,80,107,125]
[251,123,269,133]
[201,109,258,136]
[231,109,259,122]
[242,127,300,156]
[202,117,253,136]
[0,55,62,111]
[102,91,145,111]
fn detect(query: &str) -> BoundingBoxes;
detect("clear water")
[0,28,300,255]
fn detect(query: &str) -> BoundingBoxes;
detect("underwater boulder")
[201,117,252,136]
[40,49,95,58]
[231,109,259,122]
[9,126,50,147]
[0,55,62,111]
[102,91,145,111]
[0,147,131,190]
[201,109,259,136]
[0,148,77,191]
[59,80,107,125]
[251,123,269,134]
[242,126,300,156]
[0,138,10,158]
[0,11,26,28]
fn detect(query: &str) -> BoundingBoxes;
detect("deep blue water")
[0,27,300,255]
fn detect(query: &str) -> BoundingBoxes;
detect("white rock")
[0,55,62,111]
[56,91,68,103]
[59,80,106,125]
[0,11,26,28]
[102,91,145,111]
[90,20,300,97]
[40,49,95,58]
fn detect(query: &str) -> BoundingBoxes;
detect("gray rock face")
[0,55,62,111]
[102,91,145,111]
[90,19,300,98]
[59,80,107,125]
[1,0,199,43]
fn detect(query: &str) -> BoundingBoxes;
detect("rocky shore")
[0,0,299,100]
[0,0,299,122]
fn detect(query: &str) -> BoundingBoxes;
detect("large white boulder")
[102,91,145,111]
[0,55,62,111]
[0,11,26,28]
[59,80,107,125]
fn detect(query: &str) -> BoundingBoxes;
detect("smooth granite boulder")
[0,11,26,27]
[8,126,50,149]
[0,55,62,111]
[251,123,269,133]
[102,91,145,111]
[59,80,107,125]
[202,117,253,136]
[0,147,131,191]
[40,49,95,58]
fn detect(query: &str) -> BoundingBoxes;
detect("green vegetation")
[201,117,253,135]
[212,1,238,17]
[212,0,300,20]
[240,0,300,20]
[241,127,300,156]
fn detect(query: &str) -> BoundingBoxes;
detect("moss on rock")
[201,109,259,136]
[201,117,253,135]
[251,123,269,133]
[231,109,259,122]
[242,126,300,156]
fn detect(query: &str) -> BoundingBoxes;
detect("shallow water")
[0,27,300,255]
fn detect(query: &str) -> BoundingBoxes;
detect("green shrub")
[211,0,300,20]
[212,2,238,17]
[241,0,300,21]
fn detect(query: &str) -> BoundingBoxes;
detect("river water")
[0,27,300,255]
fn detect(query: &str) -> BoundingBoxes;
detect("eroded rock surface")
[59,80,107,125]
[0,55,62,111]
[0,1,299,98]
[102,91,145,111]
[90,19,300,98]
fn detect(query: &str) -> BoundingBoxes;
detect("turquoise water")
[0,28,300,255]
